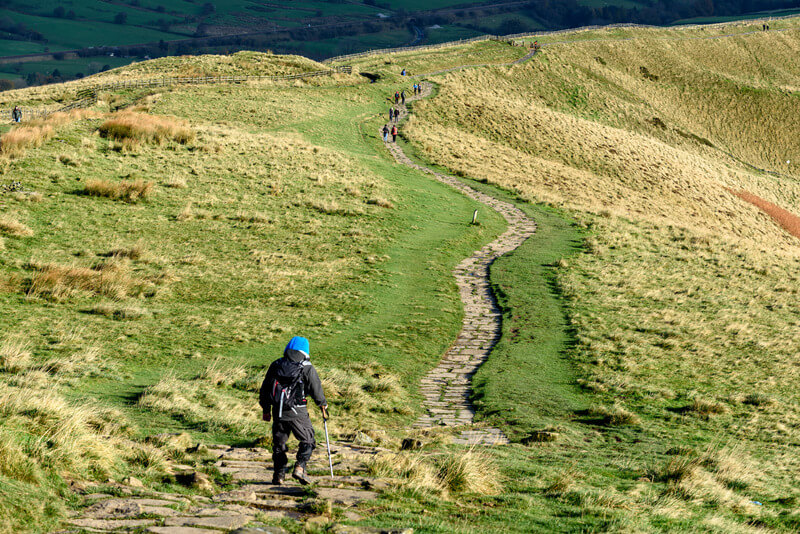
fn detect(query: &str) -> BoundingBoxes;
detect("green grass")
[0,57,135,80]
[471,198,585,438]
[0,8,183,50]
[0,66,510,531]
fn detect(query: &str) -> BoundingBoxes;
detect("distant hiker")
[394,91,400,104]
[382,124,389,142]
[401,68,407,76]
[389,108,394,122]
[259,336,328,486]
[11,106,21,123]
[413,83,418,95]
[401,90,406,105]
[391,124,398,142]
[393,108,399,122]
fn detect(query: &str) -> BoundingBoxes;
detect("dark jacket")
[259,348,326,420]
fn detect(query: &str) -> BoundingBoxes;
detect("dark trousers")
[272,414,316,473]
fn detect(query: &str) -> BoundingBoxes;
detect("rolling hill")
[1,18,800,533]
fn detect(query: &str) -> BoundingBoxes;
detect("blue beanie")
[285,336,310,358]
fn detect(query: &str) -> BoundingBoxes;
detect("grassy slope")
[0,57,509,531]
[5,23,800,532]
[383,19,800,532]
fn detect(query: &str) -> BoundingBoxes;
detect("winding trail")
[383,82,537,446]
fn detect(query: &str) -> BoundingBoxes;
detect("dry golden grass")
[0,339,33,374]
[22,259,157,301]
[0,215,33,237]
[98,112,194,145]
[367,197,394,209]
[197,358,248,387]
[138,373,260,434]
[164,176,188,189]
[82,178,153,203]
[0,125,54,158]
[0,387,130,478]
[104,241,148,261]
[368,448,501,497]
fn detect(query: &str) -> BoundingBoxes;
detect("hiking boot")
[292,464,311,486]
[272,471,285,485]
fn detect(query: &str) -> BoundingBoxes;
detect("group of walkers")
[383,79,423,143]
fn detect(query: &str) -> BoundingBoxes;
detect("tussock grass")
[12,192,43,203]
[164,176,188,189]
[197,358,248,387]
[690,397,728,417]
[0,215,33,237]
[43,346,114,378]
[104,241,148,261]
[57,154,79,167]
[138,373,260,434]
[368,448,501,497]
[436,448,502,495]
[22,259,158,301]
[99,112,195,145]
[176,201,215,221]
[320,364,407,428]
[82,178,153,203]
[367,197,394,209]
[0,339,33,374]
[232,211,270,224]
[0,125,54,158]
[306,199,363,217]
[87,302,150,320]
[587,404,640,426]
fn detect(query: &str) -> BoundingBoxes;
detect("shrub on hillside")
[98,112,195,145]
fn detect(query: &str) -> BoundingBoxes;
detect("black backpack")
[267,358,305,418]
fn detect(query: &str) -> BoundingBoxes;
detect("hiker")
[393,108,399,122]
[401,90,406,105]
[391,124,398,142]
[382,124,389,142]
[401,68,407,76]
[259,336,329,486]
[11,106,21,123]
[389,108,394,122]
[394,91,400,104]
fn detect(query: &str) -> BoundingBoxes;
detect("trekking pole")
[323,418,334,480]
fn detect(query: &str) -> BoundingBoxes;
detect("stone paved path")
[383,82,537,446]
[57,442,389,534]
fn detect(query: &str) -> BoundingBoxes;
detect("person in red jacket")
[391,124,398,142]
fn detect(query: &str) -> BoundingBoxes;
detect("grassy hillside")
[4,19,800,533]
[392,19,800,532]
[0,54,509,532]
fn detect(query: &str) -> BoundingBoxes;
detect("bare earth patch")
[728,188,800,240]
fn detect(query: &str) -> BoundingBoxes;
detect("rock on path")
[56,442,387,533]
[384,81,538,446]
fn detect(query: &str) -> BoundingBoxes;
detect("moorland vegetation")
[2,20,800,533]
